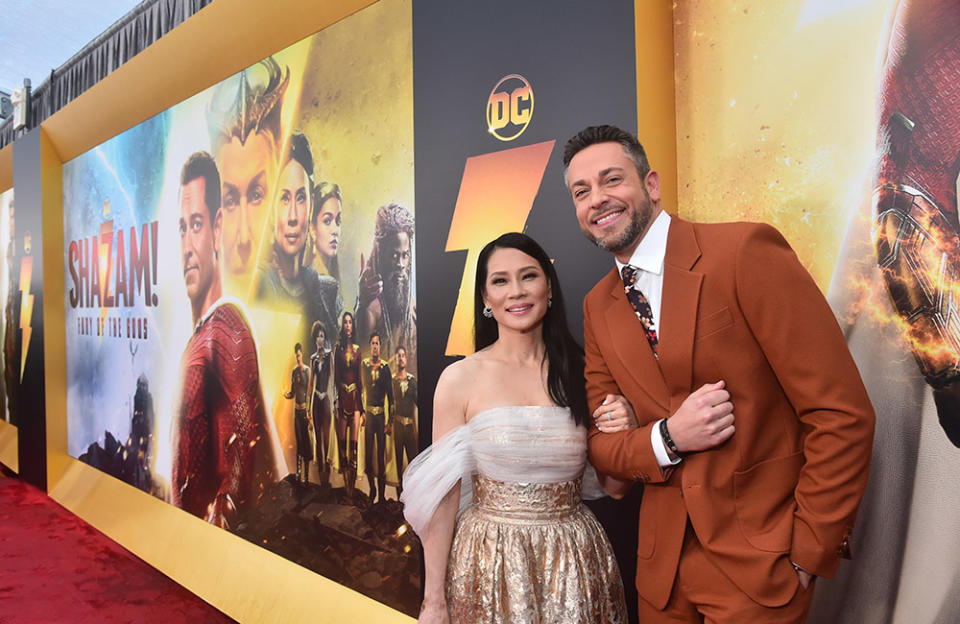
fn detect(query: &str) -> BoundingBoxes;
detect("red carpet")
[0,473,235,623]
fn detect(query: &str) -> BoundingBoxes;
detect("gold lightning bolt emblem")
[443,141,555,356]
[18,255,33,381]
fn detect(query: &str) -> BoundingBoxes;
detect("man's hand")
[358,252,382,307]
[592,394,638,433]
[665,381,735,453]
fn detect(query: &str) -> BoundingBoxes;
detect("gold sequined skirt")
[446,474,627,623]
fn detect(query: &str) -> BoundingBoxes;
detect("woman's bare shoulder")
[432,353,493,438]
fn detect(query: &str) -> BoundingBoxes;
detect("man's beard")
[589,200,652,254]
[383,268,411,321]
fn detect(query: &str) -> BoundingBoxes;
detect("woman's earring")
[547,298,553,309]
[482,307,493,318]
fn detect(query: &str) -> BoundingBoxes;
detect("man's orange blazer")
[585,217,875,609]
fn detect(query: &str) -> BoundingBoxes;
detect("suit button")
[837,535,852,559]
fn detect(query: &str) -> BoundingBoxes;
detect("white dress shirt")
[612,211,680,470]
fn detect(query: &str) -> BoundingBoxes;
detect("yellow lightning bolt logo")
[443,140,555,356]
[18,255,33,381]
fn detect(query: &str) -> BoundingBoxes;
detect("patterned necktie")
[621,265,659,355]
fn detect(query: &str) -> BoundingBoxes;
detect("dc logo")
[486,74,534,141]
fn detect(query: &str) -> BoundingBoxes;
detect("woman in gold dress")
[402,233,632,623]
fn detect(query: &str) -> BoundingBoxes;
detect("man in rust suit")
[565,125,875,622]
[171,151,281,528]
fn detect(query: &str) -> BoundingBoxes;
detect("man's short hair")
[180,151,221,222]
[562,124,651,184]
[295,342,302,354]
[370,331,381,345]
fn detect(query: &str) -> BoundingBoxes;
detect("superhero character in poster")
[170,151,281,528]
[357,203,416,369]
[308,181,342,287]
[361,332,393,503]
[872,0,960,445]
[308,320,333,485]
[334,311,362,498]
[390,344,417,496]
[255,132,342,351]
[208,56,289,299]
[283,342,313,483]
[129,375,155,492]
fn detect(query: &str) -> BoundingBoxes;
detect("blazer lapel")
[659,218,703,399]
[605,277,670,411]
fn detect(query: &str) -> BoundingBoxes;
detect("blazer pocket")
[696,306,734,340]
[733,451,804,553]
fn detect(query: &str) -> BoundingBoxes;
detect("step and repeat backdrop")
[1,171,46,485]
[410,0,641,615]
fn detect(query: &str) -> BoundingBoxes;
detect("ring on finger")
[606,412,613,422]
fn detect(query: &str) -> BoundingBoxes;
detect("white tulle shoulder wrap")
[400,405,605,539]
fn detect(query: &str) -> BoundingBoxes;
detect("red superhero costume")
[872,0,960,444]
[334,342,362,487]
[171,299,280,527]
[335,342,363,418]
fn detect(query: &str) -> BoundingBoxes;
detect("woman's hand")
[592,394,638,433]
[418,597,451,624]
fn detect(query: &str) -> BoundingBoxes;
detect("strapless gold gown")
[446,475,626,623]
[402,405,627,623]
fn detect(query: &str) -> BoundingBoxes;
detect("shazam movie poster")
[62,0,420,614]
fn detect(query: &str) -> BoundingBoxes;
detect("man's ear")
[645,170,661,203]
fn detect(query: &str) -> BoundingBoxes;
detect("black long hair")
[338,311,355,349]
[473,233,589,426]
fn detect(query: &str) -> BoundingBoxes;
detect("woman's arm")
[591,394,638,499]
[597,473,633,499]
[416,363,469,623]
[418,484,459,623]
